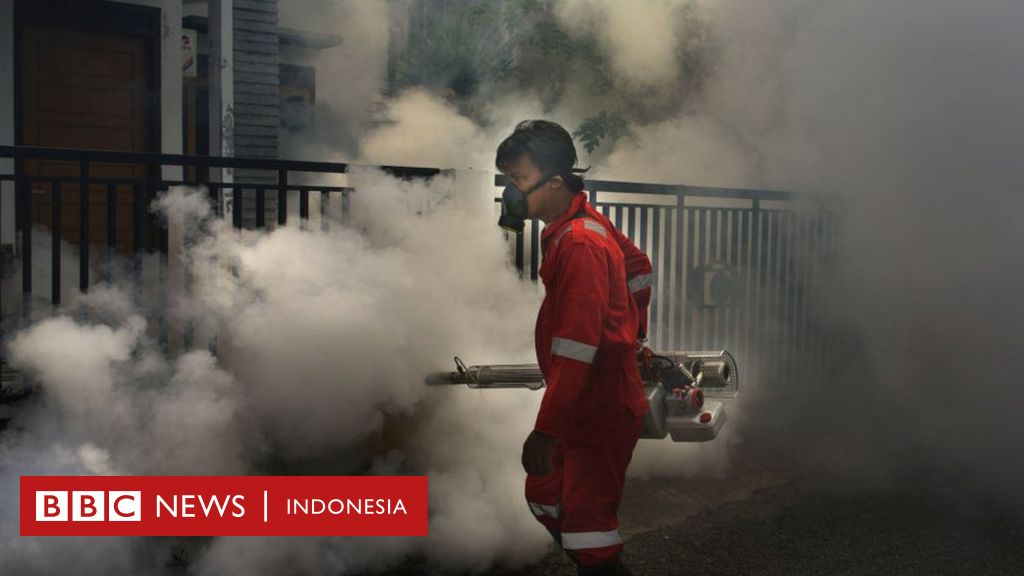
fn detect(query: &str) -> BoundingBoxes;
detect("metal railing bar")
[51,179,61,306]
[277,169,287,227]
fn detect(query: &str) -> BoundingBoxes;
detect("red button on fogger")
[688,388,704,410]
[699,412,713,424]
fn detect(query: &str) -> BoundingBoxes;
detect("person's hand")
[522,429,559,476]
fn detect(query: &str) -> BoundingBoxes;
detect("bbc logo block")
[22,476,428,536]
[35,491,141,522]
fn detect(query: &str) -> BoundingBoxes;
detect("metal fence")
[0,145,438,303]
[0,145,439,354]
[0,146,834,382]
[495,175,835,379]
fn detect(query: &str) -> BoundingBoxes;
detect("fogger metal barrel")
[425,351,739,394]
[425,350,739,443]
[424,357,545,390]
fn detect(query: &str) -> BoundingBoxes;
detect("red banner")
[20,476,428,536]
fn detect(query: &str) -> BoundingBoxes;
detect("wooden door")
[20,25,152,253]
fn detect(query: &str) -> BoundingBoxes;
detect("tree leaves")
[390,0,719,154]
[573,111,631,154]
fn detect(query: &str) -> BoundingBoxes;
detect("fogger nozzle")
[425,357,545,390]
[694,360,731,388]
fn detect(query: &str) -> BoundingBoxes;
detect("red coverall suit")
[525,191,653,566]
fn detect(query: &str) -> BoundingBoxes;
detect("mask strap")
[523,172,558,195]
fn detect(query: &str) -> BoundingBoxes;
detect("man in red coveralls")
[495,120,653,576]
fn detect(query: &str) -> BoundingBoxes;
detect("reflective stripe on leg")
[528,501,562,519]
[561,529,623,550]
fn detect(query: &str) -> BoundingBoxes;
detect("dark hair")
[495,120,587,193]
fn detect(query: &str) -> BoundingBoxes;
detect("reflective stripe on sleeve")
[582,219,607,237]
[561,529,623,550]
[555,219,608,248]
[551,337,598,364]
[528,502,561,519]
[555,225,574,247]
[627,272,654,293]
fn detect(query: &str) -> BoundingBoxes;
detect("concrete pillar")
[160,0,183,170]
[161,0,185,358]
[209,0,235,219]
[0,0,14,327]
[0,0,13,249]
[206,0,236,363]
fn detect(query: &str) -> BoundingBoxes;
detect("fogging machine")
[426,349,738,442]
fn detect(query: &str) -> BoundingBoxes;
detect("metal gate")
[497,176,836,380]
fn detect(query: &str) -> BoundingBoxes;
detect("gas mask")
[497,173,557,233]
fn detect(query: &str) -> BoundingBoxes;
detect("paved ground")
[381,449,1024,576]
[488,480,1024,576]
[502,474,1024,576]
[7,359,1021,575]
[635,479,1022,575]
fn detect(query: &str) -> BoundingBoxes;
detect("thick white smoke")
[278,0,392,158]
[555,0,681,89]
[352,87,743,481]
[681,0,1024,492]
[347,0,1024,497]
[606,0,1024,498]
[6,0,1024,573]
[359,89,494,169]
[1,173,553,574]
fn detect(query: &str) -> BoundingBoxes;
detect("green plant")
[573,110,630,154]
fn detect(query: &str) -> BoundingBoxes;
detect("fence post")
[674,193,686,350]
[165,186,186,359]
[277,168,288,226]
[79,160,90,292]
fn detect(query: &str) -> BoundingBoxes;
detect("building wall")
[235,0,280,159]
[234,0,281,227]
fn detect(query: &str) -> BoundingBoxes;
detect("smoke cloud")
[5,0,1024,573]
[555,0,681,88]
[678,0,1024,495]
[278,0,392,159]
[1,175,551,573]
[359,89,493,169]
[339,0,1024,500]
